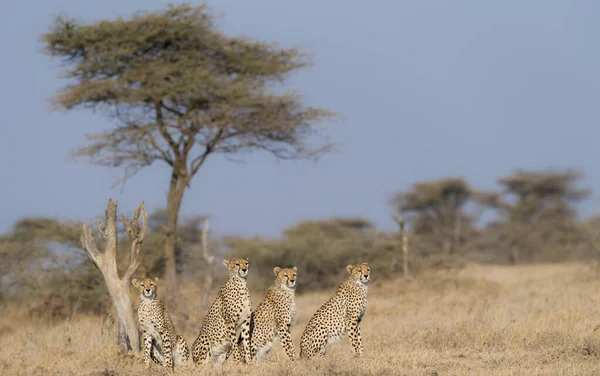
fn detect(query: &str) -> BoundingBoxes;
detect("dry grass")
[3,262,600,375]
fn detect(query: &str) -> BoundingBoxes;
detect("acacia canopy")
[43,4,334,176]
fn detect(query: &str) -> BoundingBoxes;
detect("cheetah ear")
[273,267,281,276]
[131,278,139,288]
[346,264,354,274]
[152,277,159,284]
[292,266,297,272]
[223,259,230,267]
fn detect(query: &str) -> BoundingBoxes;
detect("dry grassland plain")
[2,262,600,376]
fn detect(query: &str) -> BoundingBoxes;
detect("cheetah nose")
[290,279,295,283]
[363,275,369,278]
[241,268,247,272]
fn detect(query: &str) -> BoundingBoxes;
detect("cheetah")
[232,266,298,362]
[131,277,189,370]
[299,263,370,359]
[191,258,252,365]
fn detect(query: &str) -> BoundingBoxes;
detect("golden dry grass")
[2,262,600,375]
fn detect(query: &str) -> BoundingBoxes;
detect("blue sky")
[1,0,598,237]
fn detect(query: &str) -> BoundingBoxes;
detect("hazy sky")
[1,0,599,237]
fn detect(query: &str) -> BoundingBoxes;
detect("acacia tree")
[490,169,589,263]
[42,4,335,293]
[391,178,473,255]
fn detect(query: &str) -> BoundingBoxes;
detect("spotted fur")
[131,277,189,370]
[232,266,298,362]
[191,258,252,364]
[299,263,370,359]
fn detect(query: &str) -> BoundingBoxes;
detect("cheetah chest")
[236,299,252,329]
[138,303,164,341]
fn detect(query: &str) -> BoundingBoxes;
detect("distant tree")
[0,217,107,318]
[488,169,590,263]
[283,217,374,239]
[391,178,474,255]
[42,4,336,293]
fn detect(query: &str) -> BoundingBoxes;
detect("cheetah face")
[223,257,249,279]
[346,263,371,285]
[273,266,297,290]
[132,277,159,299]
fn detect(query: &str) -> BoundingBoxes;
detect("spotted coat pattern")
[232,266,298,362]
[191,258,252,364]
[299,263,370,359]
[132,277,189,370]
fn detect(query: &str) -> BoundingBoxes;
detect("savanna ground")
[2,262,600,376]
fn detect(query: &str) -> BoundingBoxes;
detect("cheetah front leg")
[278,324,297,360]
[192,335,211,365]
[161,331,174,370]
[227,314,252,364]
[347,316,364,357]
[143,331,153,368]
[239,313,253,364]
[174,336,189,365]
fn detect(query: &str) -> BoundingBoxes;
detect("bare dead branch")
[96,220,107,239]
[122,201,148,282]
[201,218,215,264]
[103,199,118,260]
[393,214,405,229]
[199,218,215,311]
[80,223,104,270]
[392,214,409,278]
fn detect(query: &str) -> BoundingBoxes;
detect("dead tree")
[199,218,215,312]
[80,198,147,353]
[393,214,410,278]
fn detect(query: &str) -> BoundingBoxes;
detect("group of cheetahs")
[131,258,371,370]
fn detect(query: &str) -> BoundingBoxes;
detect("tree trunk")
[104,274,139,351]
[402,232,409,279]
[511,245,520,265]
[164,173,186,295]
[452,211,462,255]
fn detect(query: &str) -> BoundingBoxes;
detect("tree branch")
[155,102,180,158]
[160,102,185,117]
[146,132,174,166]
[103,199,118,260]
[122,201,148,282]
[201,218,214,264]
[188,129,225,180]
[80,224,104,270]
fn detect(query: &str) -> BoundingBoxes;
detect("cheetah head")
[273,266,297,290]
[347,263,371,285]
[132,277,159,299]
[223,257,249,279]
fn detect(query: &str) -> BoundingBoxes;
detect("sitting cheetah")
[299,263,370,359]
[131,277,189,370]
[232,266,298,362]
[192,258,252,365]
